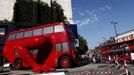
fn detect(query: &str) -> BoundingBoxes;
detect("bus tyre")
[14,59,22,70]
[59,56,72,68]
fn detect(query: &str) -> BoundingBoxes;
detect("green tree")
[12,0,66,26]
[13,0,34,24]
[78,35,88,54]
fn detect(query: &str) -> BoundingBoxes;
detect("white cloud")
[73,8,76,11]
[99,5,111,11]
[74,20,80,24]
[100,7,105,11]
[87,10,95,16]
[79,12,85,16]
[105,5,111,10]
[74,5,111,27]
[76,14,98,27]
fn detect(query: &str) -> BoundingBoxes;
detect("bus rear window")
[8,34,15,40]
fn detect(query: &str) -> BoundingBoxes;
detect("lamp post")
[111,21,118,37]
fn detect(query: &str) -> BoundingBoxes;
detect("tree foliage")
[13,0,66,26]
[78,35,88,54]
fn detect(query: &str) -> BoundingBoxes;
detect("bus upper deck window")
[33,29,42,36]
[16,32,23,39]
[54,25,64,33]
[43,26,53,34]
[24,30,32,37]
[8,34,15,40]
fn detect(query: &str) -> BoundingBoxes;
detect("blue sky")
[72,0,134,49]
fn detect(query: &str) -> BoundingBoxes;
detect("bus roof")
[103,38,134,47]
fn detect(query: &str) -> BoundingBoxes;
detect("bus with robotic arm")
[3,22,80,72]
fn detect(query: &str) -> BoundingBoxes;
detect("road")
[0,63,133,75]
[0,64,109,75]
[127,64,134,75]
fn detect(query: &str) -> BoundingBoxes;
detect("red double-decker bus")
[101,41,134,63]
[3,22,80,71]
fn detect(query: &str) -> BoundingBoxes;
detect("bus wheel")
[14,59,22,70]
[59,56,72,68]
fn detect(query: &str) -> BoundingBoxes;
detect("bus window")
[54,25,64,33]
[33,49,38,54]
[16,32,23,39]
[56,43,61,52]
[8,34,15,40]
[24,30,32,37]
[43,26,53,34]
[33,29,42,36]
[62,42,68,51]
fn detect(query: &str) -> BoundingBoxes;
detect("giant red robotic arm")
[3,36,55,73]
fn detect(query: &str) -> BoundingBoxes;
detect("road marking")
[37,72,65,75]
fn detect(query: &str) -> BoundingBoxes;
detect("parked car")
[0,56,11,72]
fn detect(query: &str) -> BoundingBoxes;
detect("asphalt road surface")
[0,63,133,75]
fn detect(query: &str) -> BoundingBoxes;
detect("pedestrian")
[115,55,119,67]
[108,55,112,64]
[92,55,96,63]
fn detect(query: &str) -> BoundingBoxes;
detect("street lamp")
[111,21,118,37]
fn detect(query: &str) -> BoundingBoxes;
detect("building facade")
[0,0,16,21]
[0,0,73,24]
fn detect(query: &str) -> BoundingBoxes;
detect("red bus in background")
[101,37,134,63]
[3,22,80,70]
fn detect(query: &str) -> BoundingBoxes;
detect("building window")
[43,26,53,34]
[16,32,23,39]
[54,25,64,33]
[62,42,68,51]
[0,28,5,35]
[56,43,61,52]
[33,29,42,36]
[24,30,32,37]
[8,34,15,40]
